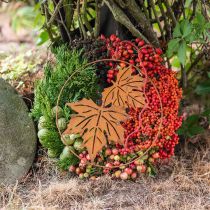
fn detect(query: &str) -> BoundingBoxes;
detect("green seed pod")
[57,118,67,131]
[38,116,47,130]
[73,139,84,152]
[37,128,50,140]
[52,106,64,118]
[48,149,57,158]
[60,146,75,160]
[62,134,75,146]
[70,133,80,140]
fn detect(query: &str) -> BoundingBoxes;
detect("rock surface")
[0,79,37,184]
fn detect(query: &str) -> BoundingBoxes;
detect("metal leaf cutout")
[63,99,128,161]
[102,67,145,108]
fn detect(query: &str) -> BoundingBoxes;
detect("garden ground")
[1,145,210,210]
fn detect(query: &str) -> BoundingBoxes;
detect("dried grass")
[1,147,210,210]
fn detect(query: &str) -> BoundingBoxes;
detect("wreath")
[32,35,182,180]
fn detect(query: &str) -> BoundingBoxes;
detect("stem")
[150,0,165,42]
[115,0,160,47]
[103,0,150,43]
[189,0,197,21]
[77,0,87,39]
[94,0,101,37]
[63,0,74,31]
[181,64,187,88]
[47,0,64,27]
[82,0,94,37]
[157,0,171,40]
[41,3,54,42]
[163,0,177,27]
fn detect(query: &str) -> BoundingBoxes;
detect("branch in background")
[157,0,171,40]
[47,0,64,27]
[150,0,165,42]
[201,0,210,22]
[147,0,152,21]
[55,0,71,41]
[181,64,187,88]
[137,0,150,20]
[94,0,101,37]
[49,0,71,42]
[115,0,160,47]
[171,0,183,20]
[181,0,186,19]
[41,2,55,42]
[63,0,74,32]
[103,0,150,44]
[163,0,177,27]
[189,0,197,21]
[187,49,210,76]
[76,0,87,39]
[82,0,94,37]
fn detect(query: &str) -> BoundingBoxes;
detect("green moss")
[58,155,80,171]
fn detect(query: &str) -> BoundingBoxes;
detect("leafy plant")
[195,72,210,95]
[167,13,210,67]
[177,114,205,138]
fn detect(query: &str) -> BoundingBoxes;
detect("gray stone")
[0,79,37,184]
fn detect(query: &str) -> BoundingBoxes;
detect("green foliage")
[11,6,36,32]
[58,155,80,170]
[177,114,205,138]
[32,45,100,120]
[167,14,210,67]
[31,45,100,157]
[195,72,210,95]
[0,50,42,81]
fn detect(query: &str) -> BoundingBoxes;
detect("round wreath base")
[36,35,182,180]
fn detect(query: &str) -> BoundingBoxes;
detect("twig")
[94,0,101,37]
[187,49,210,76]
[77,0,87,39]
[163,0,177,27]
[189,0,197,21]
[181,0,186,19]
[82,0,94,37]
[137,0,150,20]
[181,64,187,88]
[103,0,150,44]
[47,0,64,27]
[41,3,55,42]
[63,0,74,31]
[53,0,72,42]
[115,0,160,47]
[150,0,165,42]
[157,0,171,40]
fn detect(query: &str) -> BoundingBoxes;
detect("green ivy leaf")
[188,125,204,137]
[36,31,49,46]
[167,38,180,57]
[178,41,187,65]
[173,23,182,38]
[171,56,181,68]
[181,19,192,38]
[184,0,193,8]
[195,81,210,95]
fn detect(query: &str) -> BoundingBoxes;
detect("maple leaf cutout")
[102,67,145,108]
[63,99,128,161]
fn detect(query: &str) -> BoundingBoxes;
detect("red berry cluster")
[102,34,182,159]
[69,35,182,180]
